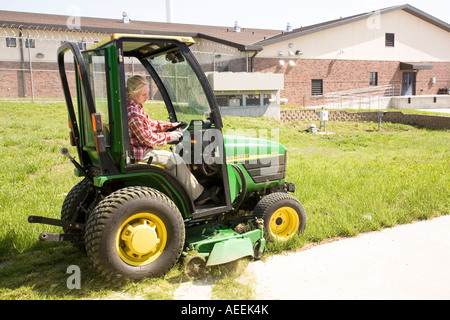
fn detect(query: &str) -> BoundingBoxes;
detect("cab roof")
[88,33,195,51]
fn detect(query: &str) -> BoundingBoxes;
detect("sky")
[2,0,449,31]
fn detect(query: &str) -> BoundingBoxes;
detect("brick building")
[0,4,449,108]
[253,5,450,107]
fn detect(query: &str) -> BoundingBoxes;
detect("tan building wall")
[260,10,450,62]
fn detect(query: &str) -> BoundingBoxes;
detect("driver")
[126,75,218,205]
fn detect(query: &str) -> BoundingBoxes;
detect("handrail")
[321,84,399,109]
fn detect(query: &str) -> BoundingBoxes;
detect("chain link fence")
[0,26,248,101]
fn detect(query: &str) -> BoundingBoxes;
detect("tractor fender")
[94,164,194,219]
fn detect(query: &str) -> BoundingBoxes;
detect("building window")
[246,94,261,106]
[385,33,395,47]
[311,79,323,96]
[6,37,16,48]
[25,38,35,48]
[369,72,378,86]
[216,95,241,107]
[215,93,273,107]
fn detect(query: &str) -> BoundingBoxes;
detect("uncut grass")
[0,102,449,299]
[223,117,449,250]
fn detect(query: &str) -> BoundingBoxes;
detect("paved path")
[174,215,450,300]
[247,215,450,300]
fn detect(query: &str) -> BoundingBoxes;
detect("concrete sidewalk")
[247,215,450,300]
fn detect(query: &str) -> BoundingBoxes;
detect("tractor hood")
[223,135,286,165]
[223,135,287,188]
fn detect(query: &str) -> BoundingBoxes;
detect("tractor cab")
[58,34,232,218]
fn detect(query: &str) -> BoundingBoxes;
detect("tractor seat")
[136,155,166,169]
[138,161,166,169]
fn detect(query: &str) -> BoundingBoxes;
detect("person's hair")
[126,75,149,100]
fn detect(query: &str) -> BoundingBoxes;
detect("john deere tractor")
[29,34,306,280]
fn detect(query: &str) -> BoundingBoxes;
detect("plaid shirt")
[127,99,177,161]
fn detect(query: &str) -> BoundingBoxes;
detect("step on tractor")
[28,34,307,280]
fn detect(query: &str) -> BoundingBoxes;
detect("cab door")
[58,42,119,175]
[116,37,233,216]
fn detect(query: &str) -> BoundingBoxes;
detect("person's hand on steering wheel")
[168,130,183,142]
[166,121,187,131]
[174,121,188,131]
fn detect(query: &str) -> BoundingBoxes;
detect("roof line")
[1,4,447,51]
[257,4,450,46]
[401,4,450,31]
[196,33,263,51]
[0,10,268,52]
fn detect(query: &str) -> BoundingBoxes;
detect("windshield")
[144,50,211,124]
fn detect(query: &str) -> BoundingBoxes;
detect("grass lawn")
[0,101,448,299]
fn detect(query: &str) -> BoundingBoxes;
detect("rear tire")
[60,179,93,232]
[84,186,185,280]
[254,192,306,242]
[60,179,95,248]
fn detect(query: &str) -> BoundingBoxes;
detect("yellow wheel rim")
[269,207,299,241]
[116,213,167,266]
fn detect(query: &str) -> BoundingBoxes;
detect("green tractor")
[28,34,306,280]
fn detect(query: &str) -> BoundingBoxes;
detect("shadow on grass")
[0,239,188,300]
[0,242,117,299]
[0,234,265,300]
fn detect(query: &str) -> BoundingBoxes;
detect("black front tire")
[253,192,307,242]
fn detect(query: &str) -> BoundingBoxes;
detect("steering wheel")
[167,121,188,144]
[170,121,220,177]
[168,121,188,132]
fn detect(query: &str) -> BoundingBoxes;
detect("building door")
[402,72,416,95]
